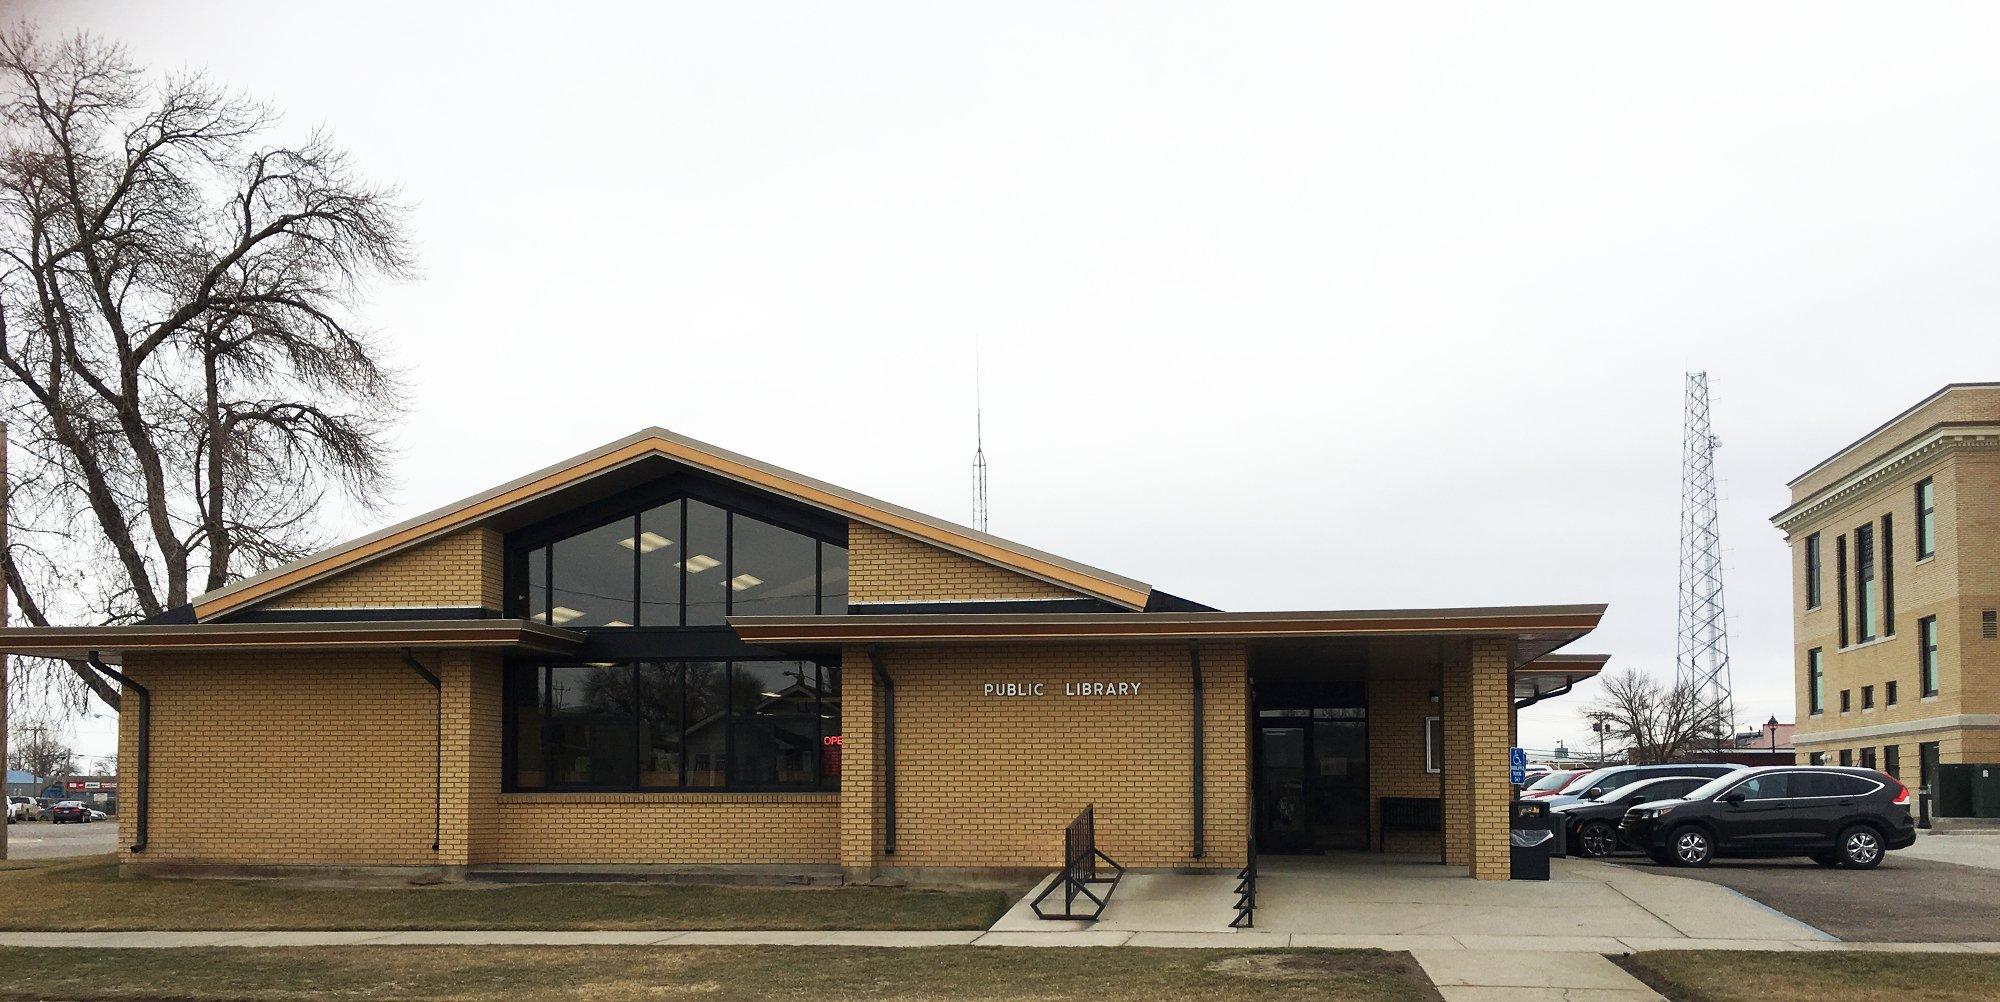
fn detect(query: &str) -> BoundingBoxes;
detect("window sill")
[1923,695,1940,703]
[499,791,838,806]
[1843,635,1897,653]
[1916,555,1936,566]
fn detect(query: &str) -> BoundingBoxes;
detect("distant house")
[5,770,43,800]
[1734,717,1796,753]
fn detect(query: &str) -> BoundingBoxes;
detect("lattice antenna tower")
[1675,371,1736,745]
[972,340,989,533]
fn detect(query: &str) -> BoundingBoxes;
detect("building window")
[1804,533,1822,610]
[1839,749,1853,767]
[1807,648,1824,715]
[1854,523,1877,643]
[1861,685,1875,711]
[517,499,848,627]
[1881,513,1895,635]
[1840,689,1851,714]
[1920,615,1940,697]
[1859,747,1877,770]
[1886,680,1897,707]
[1836,534,1850,647]
[503,660,841,792]
[1809,752,1826,766]
[1885,745,1901,780]
[1425,716,1443,773]
[1916,478,1936,559]
[1921,741,1941,793]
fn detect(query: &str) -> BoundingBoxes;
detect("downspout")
[1512,676,1576,711]
[1434,647,1446,866]
[867,644,896,856]
[1190,640,1205,859]
[85,653,147,853]
[402,649,442,853]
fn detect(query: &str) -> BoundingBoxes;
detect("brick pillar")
[838,645,886,881]
[1466,639,1514,880]
[435,651,499,877]
[1441,648,1473,867]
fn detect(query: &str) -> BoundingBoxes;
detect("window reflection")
[546,664,638,787]
[551,519,636,627]
[731,514,817,617]
[684,500,728,626]
[637,501,683,627]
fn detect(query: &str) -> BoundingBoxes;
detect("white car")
[86,808,107,822]
[5,797,44,823]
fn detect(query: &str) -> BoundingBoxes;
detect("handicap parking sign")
[1509,747,1527,785]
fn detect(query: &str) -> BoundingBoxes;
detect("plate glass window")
[1916,478,1936,559]
[1424,716,1442,773]
[1804,533,1822,609]
[1854,523,1878,643]
[1859,747,1877,770]
[1839,749,1853,767]
[1920,616,1940,696]
[1806,648,1823,715]
[1862,685,1874,711]
[1885,745,1901,780]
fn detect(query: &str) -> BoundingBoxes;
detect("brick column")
[1466,639,1514,880]
[1440,648,1473,867]
[435,651,500,878]
[838,645,886,880]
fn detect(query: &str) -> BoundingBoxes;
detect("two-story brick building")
[1774,383,2000,788]
[0,429,1606,882]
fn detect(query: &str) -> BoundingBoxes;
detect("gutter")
[402,649,442,853]
[1190,640,1205,859]
[84,653,147,853]
[867,644,896,855]
[1514,676,1576,710]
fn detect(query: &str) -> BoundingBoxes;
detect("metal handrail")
[1031,805,1125,920]
[1230,826,1257,928]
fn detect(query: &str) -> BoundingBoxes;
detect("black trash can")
[1510,799,1553,880]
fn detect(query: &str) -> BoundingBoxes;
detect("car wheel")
[1577,821,1619,858]
[1669,826,1714,867]
[1838,826,1884,870]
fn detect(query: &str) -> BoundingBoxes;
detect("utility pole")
[1675,372,1736,749]
[2,420,9,859]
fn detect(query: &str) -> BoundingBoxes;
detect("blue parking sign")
[1509,747,1527,785]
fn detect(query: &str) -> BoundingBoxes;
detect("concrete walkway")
[0,929,1992,952]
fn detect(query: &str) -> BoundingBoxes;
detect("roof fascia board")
[194,428,1153,619]
[726,604,1606,644]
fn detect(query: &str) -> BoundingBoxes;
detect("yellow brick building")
[0,429,1606,884]
[1774,383,2000,791]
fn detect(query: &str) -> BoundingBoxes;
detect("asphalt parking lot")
[1608,850,2000,942]
[2,820,119,860]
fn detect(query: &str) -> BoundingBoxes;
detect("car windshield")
[1558,768,1615,796]
[1522,772,1574,793]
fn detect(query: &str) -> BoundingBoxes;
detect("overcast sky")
[25,1,2000,760]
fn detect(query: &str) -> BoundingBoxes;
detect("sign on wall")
[1509,747,1527,785]
[982,681,1144,698]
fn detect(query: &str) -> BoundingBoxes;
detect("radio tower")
[971,343,989,533]
[1676,371,1736,747]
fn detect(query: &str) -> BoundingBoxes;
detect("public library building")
[0,430,1606,881]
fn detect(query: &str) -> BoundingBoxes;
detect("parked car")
[1618,766,1915,869]
[1543,762,1745,810]
[5,797,44,823]
[49,801,91,824]
[1552,775,1712,857]
[1519,770,1587,800]
[86,808,106,822]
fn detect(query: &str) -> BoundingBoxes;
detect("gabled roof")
[191,428,1155,621]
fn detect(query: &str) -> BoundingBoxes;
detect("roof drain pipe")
[85,652,147,853]
[1512,675,1576,711]
[867,644,896,856]
[403,649,442,854]
[1190,640,1205,860]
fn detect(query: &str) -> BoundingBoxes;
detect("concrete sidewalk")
[0,929,1993,952]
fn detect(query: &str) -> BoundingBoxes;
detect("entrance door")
[1255,704,1370,853]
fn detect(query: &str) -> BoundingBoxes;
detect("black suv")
[1553,775,1713,857]
[1618,766,1915,869]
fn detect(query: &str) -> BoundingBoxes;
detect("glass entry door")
[1255,702,1369,853]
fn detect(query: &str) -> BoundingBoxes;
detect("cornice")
[1772,429,2000,535]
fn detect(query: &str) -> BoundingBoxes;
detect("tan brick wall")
[1463,640,1514,880]
[840,641,1248,871]
[478,795,838,865]
[1790,385,2000,501]
[263,528,504,611]
[118,652,440,865]
[847,522,1085,604]
[1368,673,1443,855]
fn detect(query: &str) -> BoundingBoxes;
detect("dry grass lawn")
[1619,951,2000,1002]
[0,945,1440,1000]
[0,856,1009,931]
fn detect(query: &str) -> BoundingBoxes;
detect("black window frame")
[1839,749,1853,767]
[1854,522,1877,643]
[501,658,842,794]
[1881,512,1895,636]
[1859,747,1877,770]
[1808,752,1826,766]
[1861,684,1874,710]
[1884,745,1901,781]
[1806,647,1824,716]
[1836,534,1850,647]
[1916,478,1936,560]
[1886,680,1897,707]
[1804,532,1822,610]
[1840,689,1851,713]
[1920,615,1940,697]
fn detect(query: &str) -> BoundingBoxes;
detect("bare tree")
[1585,667,1731,764]
[8,710,72,780]
[0,28,412,709]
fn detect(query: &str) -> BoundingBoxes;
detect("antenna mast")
[1676,371,1735,747]
[972,343,989,533]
